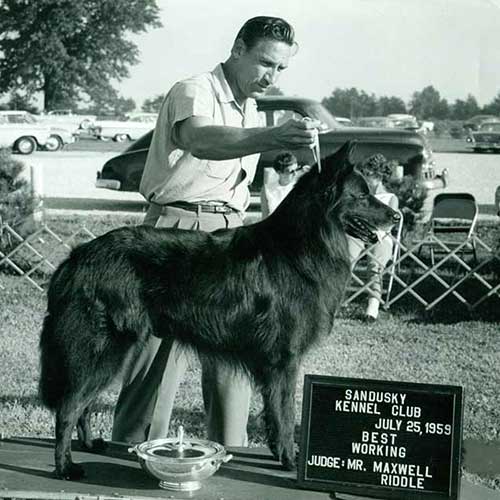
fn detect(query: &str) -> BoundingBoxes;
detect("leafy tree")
[375,96,407,116]
[81,88,136,116]
[0,149,35,227]
[142,94,166,113]
[0,0,161,111]
[0,92,40,113]
[450,94,480,120]
[482,91,500,115]
[322,88,378,118]
[409,86,449,120]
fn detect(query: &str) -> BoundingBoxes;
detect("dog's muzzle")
[345,216,379,244]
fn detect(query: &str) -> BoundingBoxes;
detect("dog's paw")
[268,439,297,470]
[55,462,85,480]
[280,445,297,471]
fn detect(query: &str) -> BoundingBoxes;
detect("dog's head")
[287,141,400,244]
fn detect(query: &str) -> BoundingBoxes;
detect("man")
[112,16,320,447]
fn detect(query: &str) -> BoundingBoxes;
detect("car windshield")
[479,122,500,132]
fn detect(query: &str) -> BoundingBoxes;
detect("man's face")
[232,39,292,99]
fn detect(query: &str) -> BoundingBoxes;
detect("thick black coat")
[39,141,397,479]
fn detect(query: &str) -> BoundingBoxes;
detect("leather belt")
[163,201,237,214]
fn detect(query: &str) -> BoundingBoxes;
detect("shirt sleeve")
[167,79,215,126]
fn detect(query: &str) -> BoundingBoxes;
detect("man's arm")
[174,116,321,160]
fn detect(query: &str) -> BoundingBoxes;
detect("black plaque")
[298,375,463,500]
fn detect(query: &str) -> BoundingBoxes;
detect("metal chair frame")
[420,192,479,267]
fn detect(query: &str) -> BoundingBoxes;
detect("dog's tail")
[38,312,64,409]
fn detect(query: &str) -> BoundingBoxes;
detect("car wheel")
[99,135,111,142]
[15,136,37,154]
[44,134,64,152]
[114,133,129,142]
[80,119,92,130]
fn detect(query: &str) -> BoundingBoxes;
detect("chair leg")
[472,241,478,266]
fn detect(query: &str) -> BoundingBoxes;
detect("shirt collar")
[212,63,237,104]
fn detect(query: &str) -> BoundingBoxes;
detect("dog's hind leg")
[77,407,106,453]
[55,395,94,480]
[261,361,299,470]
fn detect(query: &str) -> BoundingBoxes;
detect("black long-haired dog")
[39,141,399,480]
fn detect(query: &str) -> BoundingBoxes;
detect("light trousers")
[347,230,394,301]
[112,204,252,446]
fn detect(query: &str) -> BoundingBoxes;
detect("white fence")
[1,220,499,312]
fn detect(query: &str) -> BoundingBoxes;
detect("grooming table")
[0,438,498,500]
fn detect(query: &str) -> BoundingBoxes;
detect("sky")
[119,0,500,110]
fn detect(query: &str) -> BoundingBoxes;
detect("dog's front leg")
[261,361,299,470]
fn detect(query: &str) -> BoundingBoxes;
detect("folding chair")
[419,192,479,266]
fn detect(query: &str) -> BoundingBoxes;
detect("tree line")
[0,1,498,120]
[322,86,500,121]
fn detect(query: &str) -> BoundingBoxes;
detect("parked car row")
[96,95,447,195]
[354,114,434,135]
[90,113,158,142]
[38,109,97,132]
[0,110,77,154]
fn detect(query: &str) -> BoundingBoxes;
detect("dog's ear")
[322,140,357,184]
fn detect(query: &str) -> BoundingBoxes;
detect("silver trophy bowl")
[129,426,233,492]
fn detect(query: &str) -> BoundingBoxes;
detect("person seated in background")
[348,153,400,322]
[260,151,310,218]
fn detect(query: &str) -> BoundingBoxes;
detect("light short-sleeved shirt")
[139,64,261,212]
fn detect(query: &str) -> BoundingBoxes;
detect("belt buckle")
[213,205,228,213]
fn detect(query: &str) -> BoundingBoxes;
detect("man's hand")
[271,118,322,150]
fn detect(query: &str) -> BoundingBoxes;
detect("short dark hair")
[235,16,296,51]
[273,151,298,173]
[357,154,393,183]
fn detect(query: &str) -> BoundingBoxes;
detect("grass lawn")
[0,213,499,491]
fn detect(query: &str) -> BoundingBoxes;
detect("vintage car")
[39,109,97,131]
[462,114,500,132]
[467,120,500,153]
[495,186,500,216]
[91,113,158,142]
[0,110,52,154]
[96,96,446,194]
[0,110,77,152]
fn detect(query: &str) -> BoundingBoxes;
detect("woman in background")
[348,154,399,322]
[261,152,310,218]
